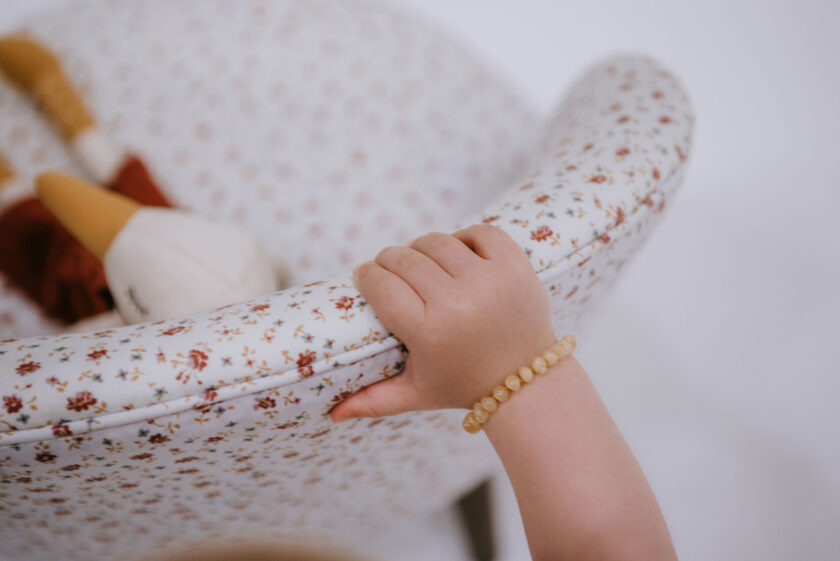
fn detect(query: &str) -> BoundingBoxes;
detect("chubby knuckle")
[411,232,447,254]
[394,248,419,271]
[364,270,388,295]
[375,245,398,263]
[491,226,517,248]
[377,245,415,269]
[423,231,449,246]
[477,223,509,246]
[473,223,500,236]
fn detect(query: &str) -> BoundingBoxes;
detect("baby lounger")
[0,0,693,559]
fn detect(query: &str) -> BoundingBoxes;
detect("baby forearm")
[483,356,677,561]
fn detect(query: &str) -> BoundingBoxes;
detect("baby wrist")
[462,334,577,433]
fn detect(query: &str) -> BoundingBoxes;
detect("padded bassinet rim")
[0,164,686,447]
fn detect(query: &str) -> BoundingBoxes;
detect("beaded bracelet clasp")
[462,334,576,433]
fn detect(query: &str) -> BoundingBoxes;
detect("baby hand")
[330,224,557,422]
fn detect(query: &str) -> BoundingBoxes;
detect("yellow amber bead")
[463,412,482,433]
[518,366,534,383]
[542,349,559,366]
[552,340,571,358]
[531,356,548,374]
[493,386,510,402]
[561,334,577,353]
[504,375,521,392]
[480,396,498,412]
[474,407,490,424]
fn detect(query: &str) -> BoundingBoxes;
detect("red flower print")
[659,115,672,124]
[188,349,209,371]
[15,361,40,376]
[652,90,665,99]
[87,349,109,361]
[254,396,277,410]
[131,453,155,461]
[2,394,22,414]
[530,225,553,242]
[587,174,607,184]
[616,147,630,157]
[334,296,354,311]
[35,451,56,463]
[652,168,661,180]
[617,115,630,124]
[481,215,500,223]
[615,206,625,226]
[250,304,270,312]
[297,349,317,377]
[330,389,356,406]
[66,391,97,412]
[297,350,316,368]
[160,326,186,336]
[148,433,170,444]
[51,424,72,437]
[60,464,81,471]
[534,194,550,204]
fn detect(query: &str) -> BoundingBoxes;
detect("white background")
[2,1,839,560]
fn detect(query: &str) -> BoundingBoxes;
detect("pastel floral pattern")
[0,0,692,559]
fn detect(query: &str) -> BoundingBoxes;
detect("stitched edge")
[0,165,686,447]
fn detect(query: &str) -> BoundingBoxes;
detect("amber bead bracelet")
[462,334,577,433]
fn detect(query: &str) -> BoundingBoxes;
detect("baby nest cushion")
[0,0,693,559]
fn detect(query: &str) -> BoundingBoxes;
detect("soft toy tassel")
[0,34,171,208]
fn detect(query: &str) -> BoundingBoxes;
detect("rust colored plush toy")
[0,35,173,324]
[0,151,111,323]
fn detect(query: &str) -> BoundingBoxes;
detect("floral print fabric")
[0,0,692,559]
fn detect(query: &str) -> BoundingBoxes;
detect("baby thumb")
[330,367,418,423]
